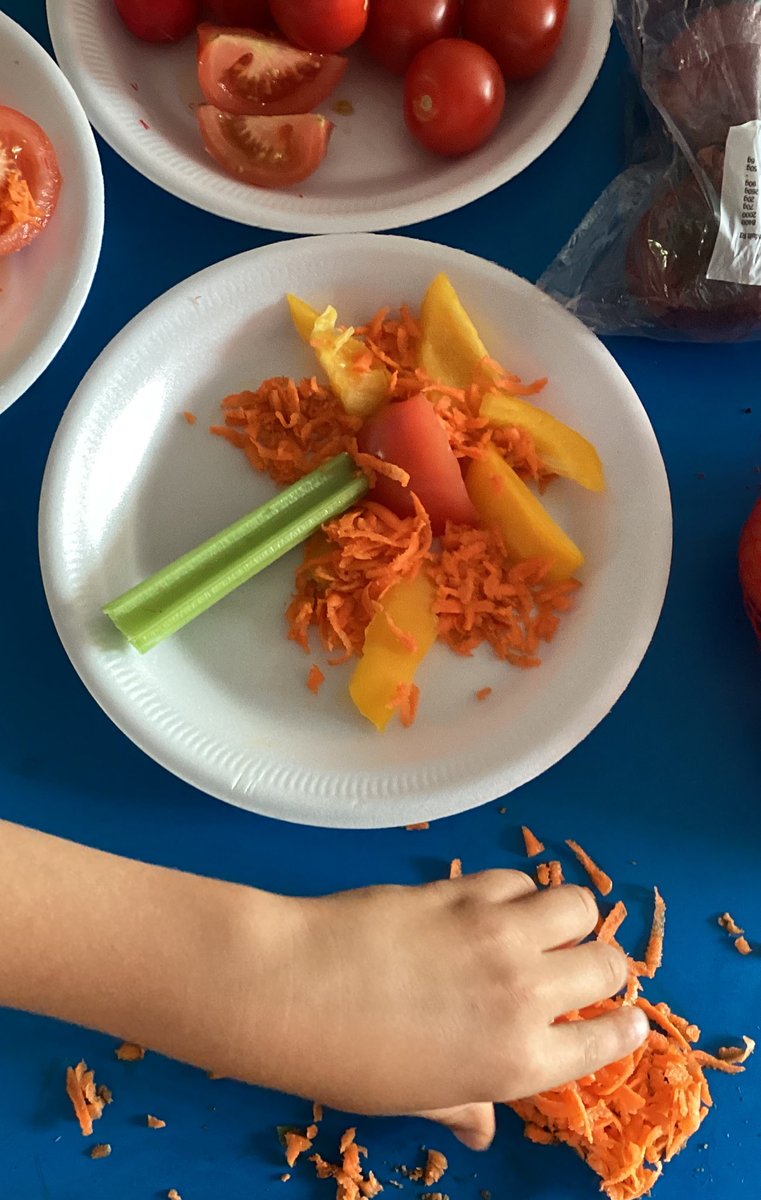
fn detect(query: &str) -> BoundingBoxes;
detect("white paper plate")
[47,0,612,233]
[0,11,104,415]
[39,234,671,828]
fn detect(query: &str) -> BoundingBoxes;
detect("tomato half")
[404,39,505,157]
[205,0,272,26]
[197,25,347,116]
[269,0,368,53]
[364,0,462,76]
[0,106,61,257]
[114,0,200,42]
[196,106,334,187]
[358,395,478,535]
[462,0,568,81]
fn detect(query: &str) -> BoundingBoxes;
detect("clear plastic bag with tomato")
[540,0,761,341]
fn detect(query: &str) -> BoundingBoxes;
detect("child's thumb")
[416,1102,496,1151]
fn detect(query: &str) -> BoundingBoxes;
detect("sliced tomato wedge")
[196,106,333,187]
[197,24,347,116]
[0,105,61,257]
[358,394,479,535]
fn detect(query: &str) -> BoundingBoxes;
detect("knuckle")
[596,944,628,994]
[564,884,599,927]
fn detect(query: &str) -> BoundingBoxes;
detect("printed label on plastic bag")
[707,120,761,287]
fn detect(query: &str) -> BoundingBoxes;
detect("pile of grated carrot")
[212,304,578,703]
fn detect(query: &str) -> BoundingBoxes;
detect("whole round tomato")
[404,38,505,157]
[115,0,201,42]
[269,0,368,53]
[205,0,271,25]
[462,0,568,81]
[0,106,61,257]
[197,25,347,115]
[365,0,462,76]
[196,106,334,187]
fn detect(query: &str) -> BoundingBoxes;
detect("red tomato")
[269,0,368,53]
[462,0,568,81]
[740,497,761,649]
[115,0,201,41]
[358,395,478,535]
[196,106,333,186]
[365,0,461,76]
[205,0,271,26]
[0,106,61,257]
[404,38,504,157]
[197,25,347,115]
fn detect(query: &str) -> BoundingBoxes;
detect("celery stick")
[104,453,367,654]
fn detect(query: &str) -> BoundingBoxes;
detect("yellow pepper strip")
[480,391,606,493]
[349,572,438,731]
[287,293,390,418]
[465,444,584,582]
[419,272,491,390]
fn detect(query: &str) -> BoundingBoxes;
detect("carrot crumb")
[115,1042,145,1061]
[718,912,744,935]
[183,411,197,425]
[475,687,492,701]
[565,839,613,896]
[548,860,564,887]
[306,1123,318,1140]
[90,1143,111,1160]
[423,1150,448,1186]
[147,1114,166,1129]
[536,862,550,886]
[66,1061,110,1137]
[285,1130,313,1168]
[168,1192,182,1200]
[406,822,429,831]
[307,664,326,694]
[281,1174,292,1183]
[313,1102,324,1123]
[735,936,752,955]
[718,1036,756,1064]
[449,858,463,879]
[521,825,545,858]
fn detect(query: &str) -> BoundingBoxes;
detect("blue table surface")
[2,4,760,1198]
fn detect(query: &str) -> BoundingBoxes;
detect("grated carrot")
[449,857,463,879]
[115,1042,145,1061]
[597,901,628,946]
[548,860,564,887]
[183,411,197,425]
[631,887,666,979]
[717,1036,755,1065]
[406,822,429,831]
[307,664,326,694]
[536,862,551,887]
[718,912,744,936]
[387,681,420,727]
[735,936,752,955]
[311,1126,380,1200]
[475,686,492,701]
[147,1114,166,1129]
[284,1130,313,1168]
[565,839,614,896]
[313,1102,324,1123]
[66,1061,110,1137]
[522,826,545,858]
[306,1124,319,1140]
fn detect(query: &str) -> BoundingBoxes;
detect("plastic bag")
[540,1,761,341]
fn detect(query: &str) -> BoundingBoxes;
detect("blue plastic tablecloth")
[1,4,760,1198]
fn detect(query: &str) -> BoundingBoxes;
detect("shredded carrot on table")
[735,936,752,955]
[306,1123,319,1140]
[522,825,545,857]
[183,410,197,425]
[597,900,628,945]
[66,1060,111,1137]
[284,1130,314,1168]
[307,664,325,694]
[717,1036,755,1065]
[631,887,666,979]
[147,1114,166,1129]
[548,860,564,887]
[115,1041,145,1061]
[311,1127,380,1200]
[475,686,492,701]
[718,912,744,936]
[449,857,463,879]
[313,1102,324,1123]
[536,862,551,886]
[406,822,430,831]
[565,839,614,896]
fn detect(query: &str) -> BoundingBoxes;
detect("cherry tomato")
[269,0,368,53]
[115,0,201,42]
[197,25,347,116]
[365,0,462,76]
[0,106,61,257]
[196,106,333,187]
[358,395,478,535]
[462,0,568,81]
[205,0,271,26]
[404,38,504,157]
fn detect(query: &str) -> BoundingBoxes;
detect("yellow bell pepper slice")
[287,293,390,418]
[349,572,438,731]
[419,272,491,390]
[465,444,584,582]
[480,391,606,493]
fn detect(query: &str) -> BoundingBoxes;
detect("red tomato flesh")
[269,0,368,53]
[114,0,200,42]
[462,0,568,81]
[365,0,461,76]
[0,106,61,257]
[205,0,272,26]
[358,395,478,535]
[404,38,505,157]
[196,105,333,187]
[197,25,347,116]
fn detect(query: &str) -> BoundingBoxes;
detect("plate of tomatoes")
[47,0,612,233]
[39,233,671,828]
[0,10,103,415]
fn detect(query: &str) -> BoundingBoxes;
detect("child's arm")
[0,819,647,1144]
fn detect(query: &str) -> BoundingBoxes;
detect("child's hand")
[248,870,647,1145]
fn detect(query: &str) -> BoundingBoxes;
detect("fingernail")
[629,1006,650,1044]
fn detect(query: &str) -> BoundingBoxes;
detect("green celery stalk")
[103,452,367,654]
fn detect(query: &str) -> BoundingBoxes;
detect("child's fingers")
[454,868,537,903]
[536,1005,650,1096]
[538,941,629,1017]
[416,1102,496,1151]
[510,884,598,950]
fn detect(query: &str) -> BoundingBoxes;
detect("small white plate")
[39,234,671,829]
[0,10,104,416]
[47,0,612,234]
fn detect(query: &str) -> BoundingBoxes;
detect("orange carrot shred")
[522,825,545,858]
[643,887,666,978]
[597,901,628,944]
[406,822,430,831]
[717,1036,755,1065]
[183,411,197,425]
[565,839,614,896]
[475,686,492,701]
[313,1102,324,1123]
[718,912,744,936]
[66,1061,109,1137]
[735,936,752,955]
[449,858,463,879]
[306,1124,319,1140]
[548,860,564,887]
[536,862,551,887]
[284,1131,313,1168]
[115,1042,146,1061]
[307,664,326,694]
